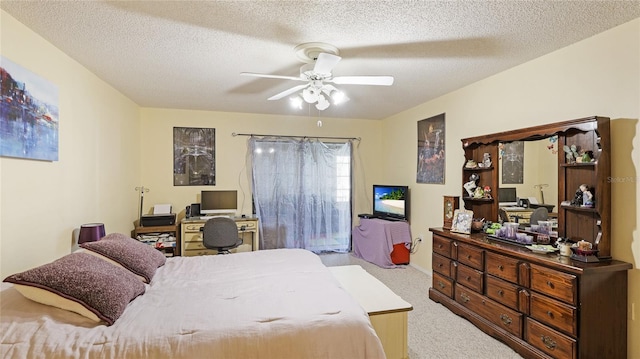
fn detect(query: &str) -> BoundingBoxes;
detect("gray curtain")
[248,137,352,252]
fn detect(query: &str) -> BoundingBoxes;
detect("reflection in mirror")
[498,137,558,213]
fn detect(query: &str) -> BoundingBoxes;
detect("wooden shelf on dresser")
[428,228,631,359]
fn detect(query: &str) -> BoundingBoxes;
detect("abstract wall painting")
[0,57,59,161]
[417,113,445,184]
[173,127,216,186]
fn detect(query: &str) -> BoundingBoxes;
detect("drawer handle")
[437,281,445,289]
[460,293,470,303]
[465,276,471,281]
[500,314,512,325]
[438,263,444,268]
[498,265,504,271]
[547,310,554,318]
[466,254,472,260]
[541,335,557,350]
[546,280,554,288]
[498,289,504,297]
[438,244,443,248]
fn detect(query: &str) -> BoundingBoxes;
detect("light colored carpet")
[319,252,524,359]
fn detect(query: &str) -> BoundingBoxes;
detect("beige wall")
[139,108,383,221]
[383,18,639,356]
[0,11,141,277]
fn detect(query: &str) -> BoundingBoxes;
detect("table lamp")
[78,223,106,244]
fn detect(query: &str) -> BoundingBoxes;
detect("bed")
[1,245,385,359]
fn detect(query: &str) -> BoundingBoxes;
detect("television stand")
[352,218,411,267]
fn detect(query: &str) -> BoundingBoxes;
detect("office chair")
[201,217,243,254]
[529,207,549,225]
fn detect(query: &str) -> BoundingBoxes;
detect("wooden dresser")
[429,228,631,359]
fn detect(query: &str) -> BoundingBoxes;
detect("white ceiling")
[1,1,639,120]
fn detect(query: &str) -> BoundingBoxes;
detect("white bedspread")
[1,249,385,359]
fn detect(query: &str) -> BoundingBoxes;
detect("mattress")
[1,248,385,359]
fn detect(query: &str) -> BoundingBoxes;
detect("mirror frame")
[461,116,612,259]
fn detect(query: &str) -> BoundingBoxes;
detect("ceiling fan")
[241,42,394,110]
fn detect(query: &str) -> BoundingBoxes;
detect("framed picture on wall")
[451,209,473,234]
[0,56,59,161]
[173,127,215,186]
[417,113,445,184]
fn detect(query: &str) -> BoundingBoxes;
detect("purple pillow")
[80,233,166,283]
[3,252,145,326]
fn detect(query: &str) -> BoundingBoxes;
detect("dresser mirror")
[498,138,559,211]
[462,116,611,259]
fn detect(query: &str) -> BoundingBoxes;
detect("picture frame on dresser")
[450,209,472,234]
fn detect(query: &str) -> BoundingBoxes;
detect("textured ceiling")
[1,1,639,120]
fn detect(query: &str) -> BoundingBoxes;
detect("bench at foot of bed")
[329,265,413,359]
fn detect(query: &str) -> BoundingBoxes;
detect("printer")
[140,204,176,227]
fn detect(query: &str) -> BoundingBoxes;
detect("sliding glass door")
[249,137,352,252]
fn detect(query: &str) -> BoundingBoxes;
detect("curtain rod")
[232,132,360,141]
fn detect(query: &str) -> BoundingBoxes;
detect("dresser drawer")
[183,249,218,256]
[485,275,520,311]
[183,223,204,232]
[457,243,484,270]
[432,272,454,298]
[485,251,519,284]
[432,253,454,278]
[455,283,523,337]
[530,264,577,305]
[235,220,257,230]
[530,292,577,336]
[183,241,207,250]
[433,235,453,258]
[525,318,577,359]
[456,264,483,294]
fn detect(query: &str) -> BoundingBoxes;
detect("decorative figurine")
[570,187,583,206]
[464,173,479,197]
[473,186,484,198]
[482,153,492,168]
[465,159,478,168]
[483,185,492,199]
[563,145,580,163]
[580,184,594,207]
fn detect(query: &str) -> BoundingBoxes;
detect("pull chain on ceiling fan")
[241,42,394,111]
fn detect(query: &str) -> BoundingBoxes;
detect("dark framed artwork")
[1,56,59,161]
[417,113,445,184]
[501,141,524,184]
[173,127,215,186]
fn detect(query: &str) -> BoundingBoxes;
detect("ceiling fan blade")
[267,84,309,101]
[313,53,341,75]
[241,72,303,82]
[331,76,394,86]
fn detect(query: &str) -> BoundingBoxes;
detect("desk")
[133,224,179,257]
[181,216,259,256]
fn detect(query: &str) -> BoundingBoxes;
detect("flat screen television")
[200,190,238,215]
[373,185,409,221]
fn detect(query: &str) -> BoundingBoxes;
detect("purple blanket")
[352,219,411,268]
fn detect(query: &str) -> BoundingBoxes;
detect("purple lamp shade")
[78,223,106,244]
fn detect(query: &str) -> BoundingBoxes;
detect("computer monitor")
[498,187,517,205]
[200,190,238,215]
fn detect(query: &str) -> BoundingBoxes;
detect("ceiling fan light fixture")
[315,94,330,110]
[290,96,303,109]
[302,87,318,103]
[331,90,349,105]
